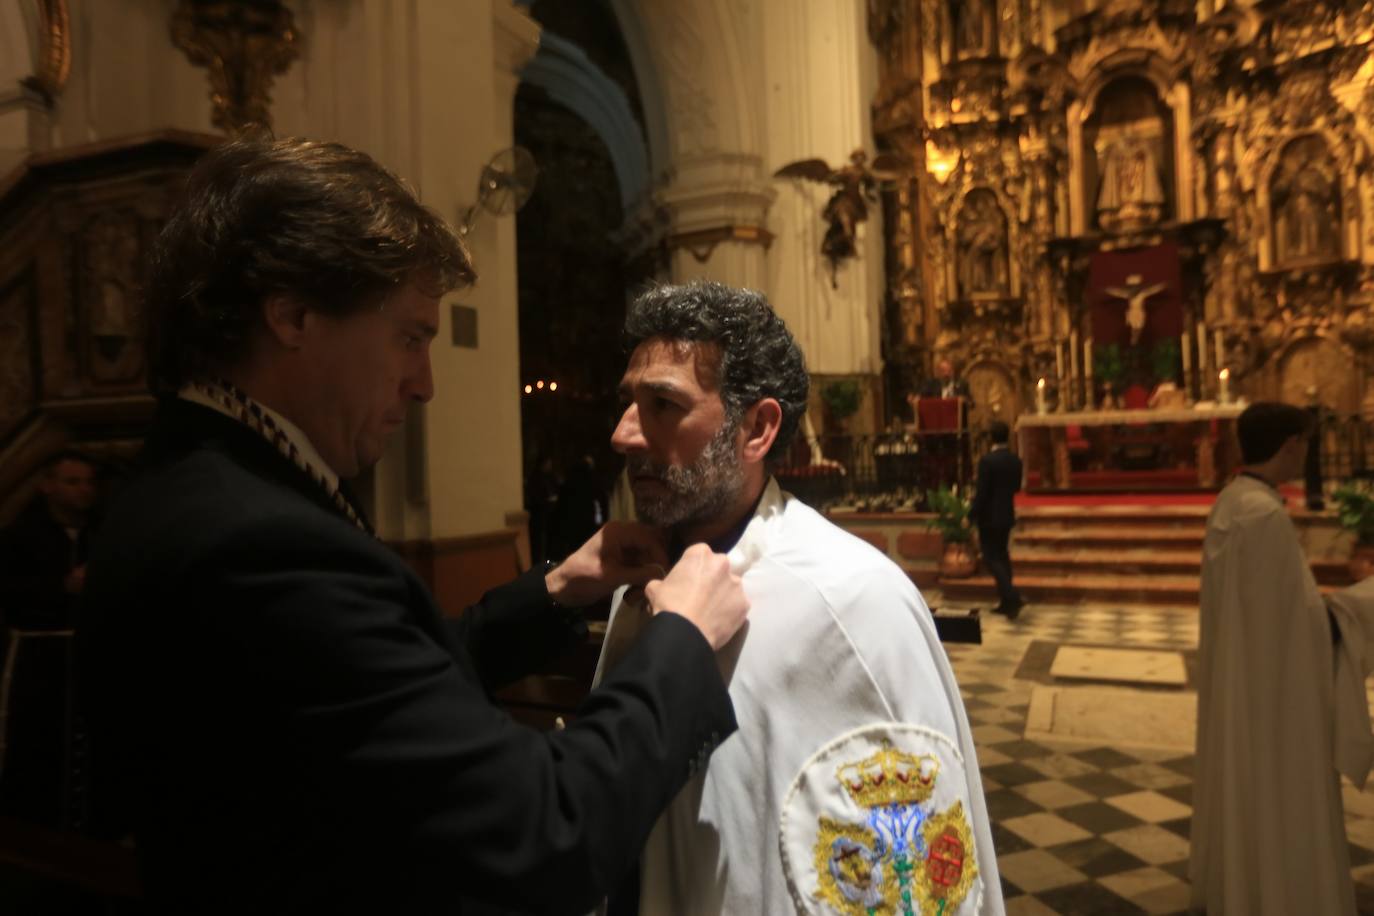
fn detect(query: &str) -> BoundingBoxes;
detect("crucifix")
[1103,274,1166,345]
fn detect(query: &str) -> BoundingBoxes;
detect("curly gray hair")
[623,281,810,464]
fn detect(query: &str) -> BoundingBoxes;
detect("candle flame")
[1219,368,1229,381]
[1037,377,1046,389]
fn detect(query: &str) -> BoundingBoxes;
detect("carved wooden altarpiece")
[868,0,1374,425]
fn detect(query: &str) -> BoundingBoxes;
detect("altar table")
[1016,404,1245,491]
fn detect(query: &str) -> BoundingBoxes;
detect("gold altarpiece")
[869,0,1374,430]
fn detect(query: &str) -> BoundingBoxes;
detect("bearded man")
[594,281,1001,915]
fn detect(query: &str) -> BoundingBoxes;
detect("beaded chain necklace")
[183,378,373,536]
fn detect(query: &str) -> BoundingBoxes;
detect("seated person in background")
[0,450,100,632]
[597,281,1000,915]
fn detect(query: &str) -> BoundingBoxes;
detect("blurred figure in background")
[0,450,101,632]
[552,455,607,560]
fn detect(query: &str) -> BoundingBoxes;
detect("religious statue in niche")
[1095,134,1166,232]
[774,148,906,287]
[956,189,1009,299]
[951,0,992,57]
[1272,136,1341,266]
[83,214,144,382]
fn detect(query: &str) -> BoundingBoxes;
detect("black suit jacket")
[79,400,735,915]
[917,378,972,403]
[970,446,1022,529]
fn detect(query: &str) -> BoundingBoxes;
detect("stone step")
[1014,526,1206,550]
[1010,549,1200,576]
[938,572,1201,605]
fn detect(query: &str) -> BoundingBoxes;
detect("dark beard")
[625,421,745,532]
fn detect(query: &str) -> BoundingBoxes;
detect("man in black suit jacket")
[79,136,749,915]
[970,420,1024,619]
[917,357,973,402]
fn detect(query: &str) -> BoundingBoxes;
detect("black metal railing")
[775,429,994,511]
[1316,412,1374,484]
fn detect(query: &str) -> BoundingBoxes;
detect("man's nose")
[610,404,644,454]
[407,352,435,403]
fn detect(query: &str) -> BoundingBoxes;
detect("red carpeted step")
[1014,527,1206,550]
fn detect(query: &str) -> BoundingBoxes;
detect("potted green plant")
[1333,481,1374,579]
[925,486,977,578]
[1150,339,1181,386]
[820,379,862,431]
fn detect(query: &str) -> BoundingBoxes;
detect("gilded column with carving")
[170,0,299,135]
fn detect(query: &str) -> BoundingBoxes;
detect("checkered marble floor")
[933,600,1374,915]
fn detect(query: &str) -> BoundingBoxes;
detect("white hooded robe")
[594,479,1003,915]
[1190,474,1366,915]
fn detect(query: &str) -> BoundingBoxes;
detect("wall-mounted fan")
[458,146,538,237]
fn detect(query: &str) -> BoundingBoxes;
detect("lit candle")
[1036,377,1047,414]
[1219,368,1230,404]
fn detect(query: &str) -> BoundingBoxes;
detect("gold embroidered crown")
[836,746,939,807]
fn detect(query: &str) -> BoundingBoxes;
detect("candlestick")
[1069,331,1079,408]
[1219,368,1231,404]
[1036,377,1047,415]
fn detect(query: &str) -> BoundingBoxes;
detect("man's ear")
[739,398,783,465]
[261,295,310,349]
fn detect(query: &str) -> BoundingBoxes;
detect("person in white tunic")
[1191,401,1368,915]
[595,281,1001,916]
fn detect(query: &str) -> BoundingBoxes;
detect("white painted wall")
[273,0,537,541]
[612,0,884,376]
[761,0,883,375]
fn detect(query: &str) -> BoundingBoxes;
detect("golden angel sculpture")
[774,148,907,286]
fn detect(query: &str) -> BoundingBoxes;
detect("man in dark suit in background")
[0,450,100,825]
[79,136,749,915]
[918,357,972,402]
[970,420,1024,619]
[0,450,100,632]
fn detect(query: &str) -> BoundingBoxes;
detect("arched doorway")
[515,1,652,561]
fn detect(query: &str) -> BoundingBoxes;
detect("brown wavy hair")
[145,135,473,394]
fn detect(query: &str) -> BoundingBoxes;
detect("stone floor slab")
[1025,685,1196,752]
[1051,646,1187,686]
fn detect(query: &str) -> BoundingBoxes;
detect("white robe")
[1190,475,1365,915]
[594,479,1002,915]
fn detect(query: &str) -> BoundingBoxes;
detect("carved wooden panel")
[1279,336,1358,414]
[0,271,38,443]
[0,132,217,520]
[966,361,1019,427]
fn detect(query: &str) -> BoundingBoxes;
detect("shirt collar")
[178,382,341,492]
[668,481,770,563]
